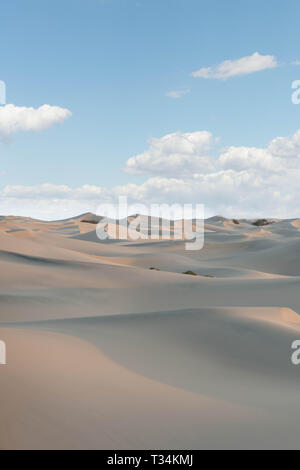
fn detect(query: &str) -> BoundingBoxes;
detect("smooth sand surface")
[0,213,300,449]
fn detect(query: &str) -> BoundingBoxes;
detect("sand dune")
[0,214,300,449]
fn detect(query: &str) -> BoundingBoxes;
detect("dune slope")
[0,214,300,449]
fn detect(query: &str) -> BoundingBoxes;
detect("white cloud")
[124,131,216,176]
[2,128,300,220]
[166,88,190,99]
[219,129,300,173]
[0,104,72,140]
[219,146,284,173]
[0,184,111,220]
[268,128,300,159]
[191,52,278,80]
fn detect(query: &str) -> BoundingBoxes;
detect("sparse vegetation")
[182,270,215,277]
[149,267,160,271]
[252,219,274,227]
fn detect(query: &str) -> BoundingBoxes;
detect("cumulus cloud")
[2,171,299,221]
[191,52,278,80]
[219,147,284,173]
[2,128,300,220]
[268,128,300,159]
[166,88,190,99]
[0,104,72,140]
[219,129,300,173]
[124,131,216,176]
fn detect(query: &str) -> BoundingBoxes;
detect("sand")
[0,213,300,449]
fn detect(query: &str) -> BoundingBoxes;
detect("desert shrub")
[252,219,273,227]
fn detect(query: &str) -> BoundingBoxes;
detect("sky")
[1,0,300,219]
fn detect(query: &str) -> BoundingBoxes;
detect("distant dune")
[0,213,300,449]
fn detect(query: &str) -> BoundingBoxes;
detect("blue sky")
[1,0,300,219]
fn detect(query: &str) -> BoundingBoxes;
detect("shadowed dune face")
[0,214,300,449]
